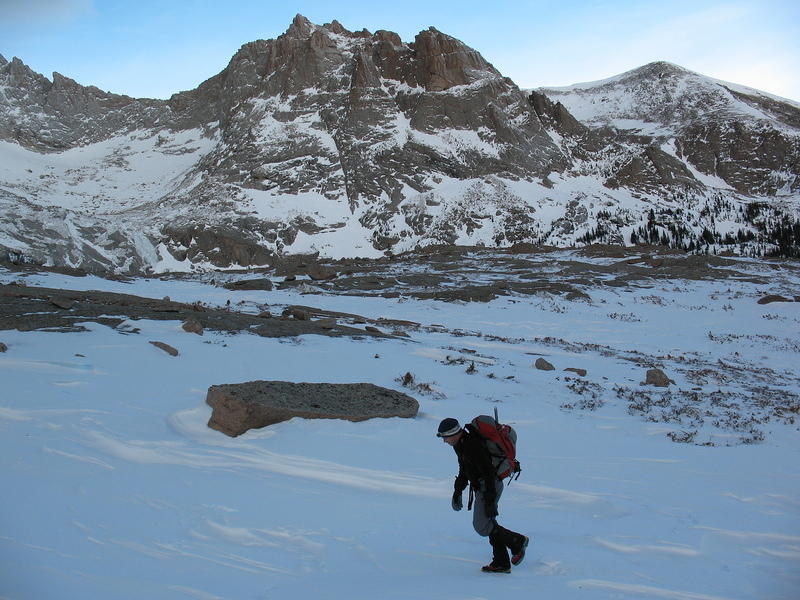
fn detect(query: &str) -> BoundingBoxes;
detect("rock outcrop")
[149,341,179,356]
[0,282,382,338]
[644,368,673,387]
[757,294,794,304]
[205,380,419,436]
[182,318,203,335]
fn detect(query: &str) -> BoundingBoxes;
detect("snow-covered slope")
[537,61,800,133]
[537,62,800,198]
[1,252,798,599]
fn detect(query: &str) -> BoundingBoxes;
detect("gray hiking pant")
[472,478,503,537]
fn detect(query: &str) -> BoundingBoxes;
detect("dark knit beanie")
[436,418,461,438]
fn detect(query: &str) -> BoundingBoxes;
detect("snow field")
[0,263,798,599]
[0,129,217,214]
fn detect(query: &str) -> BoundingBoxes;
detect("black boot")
[510,535,529,566]
[481,528,511,573]
[495,526,530,566]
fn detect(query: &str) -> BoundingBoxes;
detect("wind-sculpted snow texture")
[0,249,798,599]
[1,18,799,274]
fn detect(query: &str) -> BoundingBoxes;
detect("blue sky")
[1,0,798,101]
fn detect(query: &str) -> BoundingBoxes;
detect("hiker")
[437,417,529,573]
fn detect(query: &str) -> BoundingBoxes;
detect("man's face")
[442,431,461,446]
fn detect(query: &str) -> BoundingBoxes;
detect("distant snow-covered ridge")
[1,19,798,274]
[535,61,800,133]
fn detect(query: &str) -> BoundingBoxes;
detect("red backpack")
[471,408,521,481]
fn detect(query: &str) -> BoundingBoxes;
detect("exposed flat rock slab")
[206,381,419,437]
[0,283,387,339]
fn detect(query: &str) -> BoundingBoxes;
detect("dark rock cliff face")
[605,144,701,192]
[676,120,800,195]
[528,90,587,138]
[1,19,798,274]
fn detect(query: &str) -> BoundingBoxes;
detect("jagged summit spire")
[282,14,372,40]
[284,13,315,38]
[0,54,7,67]
[323,19,349,35]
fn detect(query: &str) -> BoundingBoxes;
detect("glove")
[451,490,463,511]
[484,495,498,518]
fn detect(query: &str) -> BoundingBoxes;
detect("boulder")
[149,341,179,356]
[315,318,337,330]
[0,342,7,352]
[307,265,337,281]
[564,367,587,377]
[534,357,555,371]
[566,290,591,301]
[644,368,672,387]
[182,318,203,335]
[223,278,274,291]
[282,307,309,320]
[757,294,792,304]
[50,297,75,309]
[206,381,419,436]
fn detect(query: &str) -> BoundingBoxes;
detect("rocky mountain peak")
[539,61,795,131]
[0,54,7,67]
[411,26,500,92]
[622,61,689,81]
[50,71,110,98]
[323,18,372,39]
[285,13,316,39]
[324,19,348,35]
[537,60,800,196]
[3,56,45,89]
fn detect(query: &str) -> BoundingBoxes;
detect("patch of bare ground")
[396,371,446,400]
[205,244,777,302]
[425,327,800,446]
[0,284,388,339]
[560,378,606,411]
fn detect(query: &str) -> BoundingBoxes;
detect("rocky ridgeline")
[538,61,800,197]
[1,16,798,274]
[0,54,165,150]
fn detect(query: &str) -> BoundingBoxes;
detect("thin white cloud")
[0,0,92,22]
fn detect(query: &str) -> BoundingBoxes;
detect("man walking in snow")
[437,417,529,573]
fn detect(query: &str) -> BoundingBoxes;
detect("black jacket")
[453,424,497,494]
